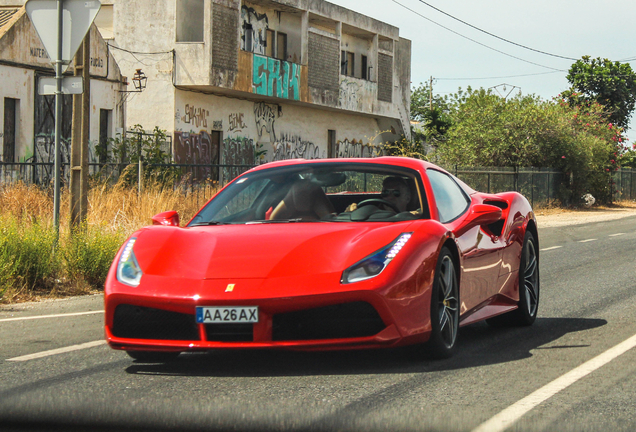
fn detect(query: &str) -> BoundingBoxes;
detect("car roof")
[247,157,435,172]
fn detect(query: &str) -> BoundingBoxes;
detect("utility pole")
[70,34,90,229]
[429,76,433,110]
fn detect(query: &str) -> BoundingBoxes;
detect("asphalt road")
[1,216,635,432]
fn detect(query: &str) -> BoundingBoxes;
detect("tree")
[433,88,624,203]
[563,56,636,129]
[410,83,453,145]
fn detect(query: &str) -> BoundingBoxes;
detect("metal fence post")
[531,173,534,208]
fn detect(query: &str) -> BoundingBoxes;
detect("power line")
[415,0,578,61]
[390,0,563,71]
[437,71,564,80]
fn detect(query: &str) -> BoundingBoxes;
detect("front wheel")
[487,230,540,327]
[426,247,460,359]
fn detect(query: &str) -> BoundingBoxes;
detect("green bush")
[0,218,60,295]
[63,224,127,288]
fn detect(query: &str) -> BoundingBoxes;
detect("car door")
[427,169,504,314]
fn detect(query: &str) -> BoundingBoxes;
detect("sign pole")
[53,0,63,239]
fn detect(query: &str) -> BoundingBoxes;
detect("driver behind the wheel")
[345,176,411,213]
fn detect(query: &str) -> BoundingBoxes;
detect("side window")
[427,169,470,223]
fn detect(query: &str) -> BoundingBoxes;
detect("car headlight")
[341,233,413,284]
[116,238,142,287]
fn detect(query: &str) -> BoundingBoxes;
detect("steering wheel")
[356,198,400,213]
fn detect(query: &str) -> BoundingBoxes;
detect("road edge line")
[471,332,636,432]
[0,310,104,323]
[6,340,107,362]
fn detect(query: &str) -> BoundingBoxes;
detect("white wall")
[0,65,34,162]
[175,89,386,163]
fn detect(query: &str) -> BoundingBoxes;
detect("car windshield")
[189,162,427,225]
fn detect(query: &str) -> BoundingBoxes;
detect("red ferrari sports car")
[104,157,539,361]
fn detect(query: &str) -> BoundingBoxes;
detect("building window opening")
[276,32,287,60]
[341,50,347,75]
[266,29,275,57]
[341,51,355,77]
[328,130,336,158]
[176,0,204,42]
[3,98,18,163]
[99,109,112,165]
[244,23,253,52]
[361,55,368,80]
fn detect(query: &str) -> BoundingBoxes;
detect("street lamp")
[120,69,147,93]
[131,69,147,91]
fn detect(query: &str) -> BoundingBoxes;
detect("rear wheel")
[426,247,460,359]
[487,230,539,327]
[126,350,181,363]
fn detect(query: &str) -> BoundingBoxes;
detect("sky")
[328,0,636,141]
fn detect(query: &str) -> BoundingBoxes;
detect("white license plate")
[196,306,258,324]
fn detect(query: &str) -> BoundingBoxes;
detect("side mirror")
[151,211,180,227]
[466,204,502,227]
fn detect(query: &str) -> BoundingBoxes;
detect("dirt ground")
[535,200,636,228]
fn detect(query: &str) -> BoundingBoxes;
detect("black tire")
[126,350,181,363]
[426,247,460,359]
[487,230,540,327]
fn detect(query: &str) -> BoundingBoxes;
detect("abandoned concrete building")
[0,0,411,182]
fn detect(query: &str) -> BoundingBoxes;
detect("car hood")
[132,222,414,280]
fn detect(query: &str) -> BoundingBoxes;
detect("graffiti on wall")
[253,55,300,101]
[228,113,247,132]
[222,136,255,181]
[33,133,100,184]
[272,133,324,161]
[182,105,209,129]
[334,139,383,158]
[254,102,278,142]
[339,79,361,111]
[241,6,268,55]
[35,134,72,166]
[174,130,220,174]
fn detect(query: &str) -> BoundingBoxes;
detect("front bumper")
[105,293,405,352]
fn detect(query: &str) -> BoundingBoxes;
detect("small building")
[0,5,125,182]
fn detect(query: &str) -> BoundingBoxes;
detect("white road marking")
[609,233,625,237]
[578,239,597,243]
[6,340,107,362]
[0,310,104,323]
[540,246,562,251]
[471,332,636,432]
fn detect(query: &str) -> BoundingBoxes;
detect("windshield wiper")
[245,218,304,224]
[189,221,229,227]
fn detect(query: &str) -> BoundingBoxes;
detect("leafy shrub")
[0,218,60,295]
[63,224,127,288]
